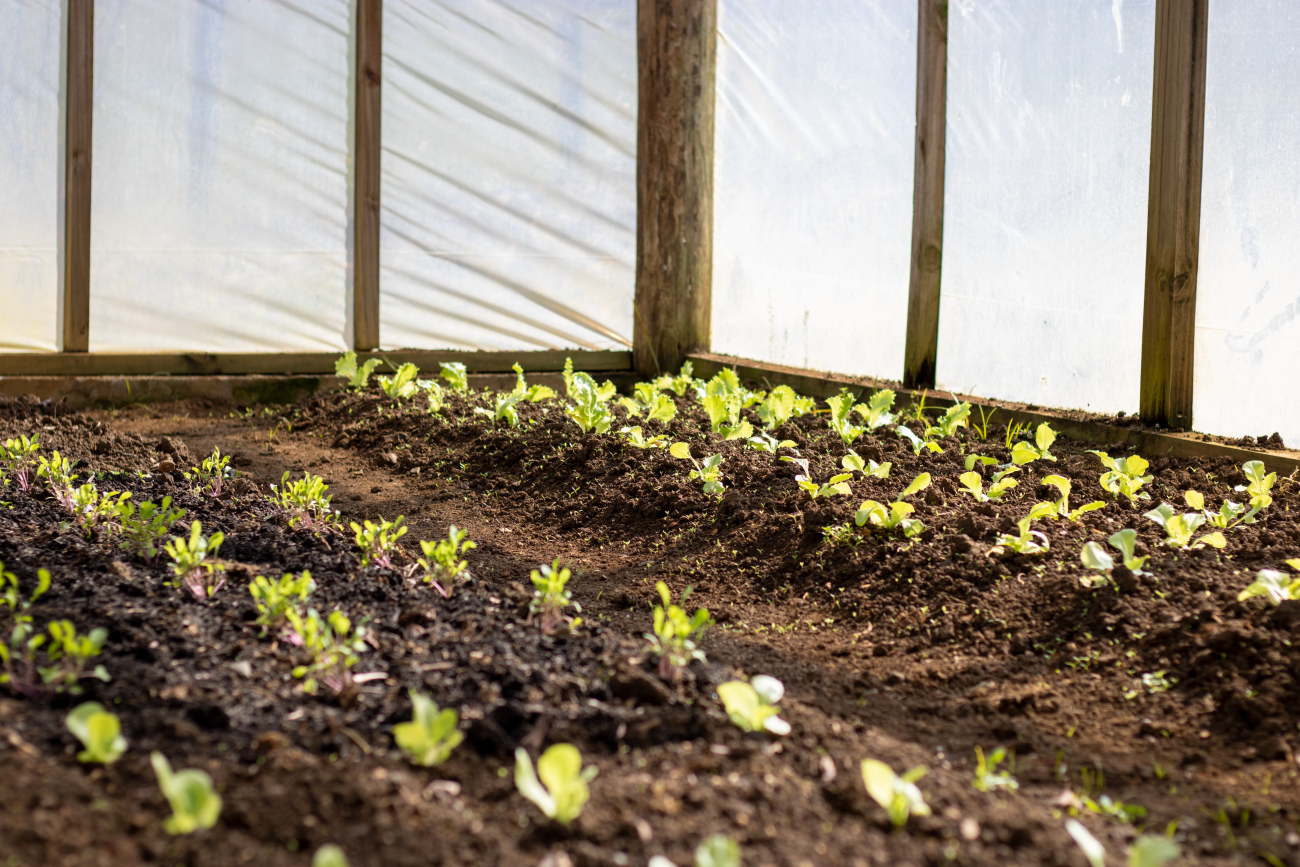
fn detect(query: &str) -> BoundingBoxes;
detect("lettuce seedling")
[0,619,109,696]
[530,559,581,634]
[164,521,226,599]
[1011,422,1058,465]
[424,381,446,414]
[1235,460,1276,508]
[1036,475,1106,521]
[351,516,407,569]
[249,571,316,633]
[184,448,233,498]
[701,381,752,440]
[335,351,380,390]
[825,392,867,446]
[783,457,851,500]
[1088,451,1153,503]
[37,450,77,509]
[440,361,469,393]
[0,564,49,625]
[746,431,796,455]
[652,361,697,397]
[117,496,185,562]
[511,363,556,402]
[992,517,1049,556]
[417,526,475,598]
[972,746,1018,792]
[895,424,942,455]
[926,402,970,439]
[2,434,40,492]
[701,369,763,409]
[756,385,796,429]
[1143,504,1226,550]
[861,389,898,431]
[717,674,790,735]
[151,751,221,835]
[693,835,741,867]
[287,608,369,695]
[958,470,1017,503]
[854,473,931,539]
[475,391,523,427]
[842,450,889,478]
[669,442,724,495]
[1184,490,1261,528]
[377,362,420,400]
[67,701,127,763]
[515,743,597,825]
[313,845,350,867]
[1128,836,1179,867]
[271,472,339,532]
[861,759,930,828]
[562,358,616,401]
[565,372,614,434]
[1237,568,1300,606]
[618,382,663,418]
[1079,529,1150,588]
[1065,819,1105,867]
[621,426,669,450]
[647,581,712,681]
[392,689,463,767]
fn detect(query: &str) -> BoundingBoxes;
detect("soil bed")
[1,376,1298,867]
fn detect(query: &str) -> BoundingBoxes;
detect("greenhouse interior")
[2,0,1299,865]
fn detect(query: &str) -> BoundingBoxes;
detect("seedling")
[992,517,1050,556]
[861,759,930,828]
[2,434,40,491]
[287,608,369,695]
[117,496,185,562]
[701,381,752,440]
[958,470,1018,503]
[756,385,797,429]
[378,362,420,400]
[841,449,889,478]
[151,751,221,835]
[1065,819,1105,867]
[973,746,1018,792]
[164,521,226,599]
[860,389,898,431]
[511,363,556,402]
[693,836,741,867]
[392,690,463,767]
[895,424,942,455]
[514,743,597,825]
[37,451,77,508]
[1235,460,1276,507]
[1003,420,1029,450]
[925,402,970,439]
[701,369,764,408]
[745,431,796,455]
[530,559,580,634]
[249,571,316,633]
[335,351,380,389]
[0,564,50,623]
[646,581,712,681]
[717,674,790,735]
[652,361,696,398]
[1036,475,1106,521]
[1088,451,1153,503]
[669,442,724,496]
[565,372,614,434]
[416,526,475,598]
[70,484,129,536]
[475,391,523,427]
[1143,503,1226,550]
[425,381,446,414]
[1128,836,1179,867]
[781,457,852,500]
[351,516,407,569]
[1011,422,1058,465]
[562,358,617,402]
[1238,568,1300,606]
[621,426,669,450]
[271,472,339,532]
[853,473,931,539]
[1079,529,1151,588]
[1184,490,1262,528]
[825,391,866,446]
[439,361,469,393]
[183,448,233,498]
[66,702,127,763]
[313,845,350,867]
[971,404,996,440]
[0,619,109,696]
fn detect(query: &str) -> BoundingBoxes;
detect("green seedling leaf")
[151,751,221,834]
[1235,460,1277,507]
[514,743,597,825]
[669,444,724,495]
[861,389,897,431]
[926,402,971,439]
[842,449,889,478]
[1011,423,1058,465]
[474,391,523,427]
[163,520,227,599]
[1080,541,1115,572]
[312,844,350,867]
[334,352,380,390]
[1143,503,1226,550]
[392,689,463,767]
[249,571,316,632]
[621,426,669,450]
[439,361,469,393]
[992,517,1050,556]
[694,835,741,867]
[965,455,998,471]
[378,362,420,400]
[1128,835,1179,867]
[898,472,932,500]
[565,372,614,434]
[1089,451,1153,503]
[717,675,790,735]
[972,746,1018,792]
[270,472,338,532]
[350,516,407,569]
[958,470,1017,503]
[416,526,475,597]
[652,361,696,398]
[66,701,127,763]
[756,385,797,429]
[646,581,712,680]
[745,431,796,455]
[530,559,580,634]
[510,363,556,402]
[1238,569,1300,605]
[861,759,930,828]
[825,392,867,446]
[895,424,942,455]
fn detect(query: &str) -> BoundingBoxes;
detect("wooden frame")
[354,0,383,351]
[903,0,948,390]
[62,0,94,353]
[632,0,717,378]
[1140,0,1209,430]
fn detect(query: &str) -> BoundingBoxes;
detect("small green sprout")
[745,431,796,455]
[351,516,407,569]
[1238,567,1300,606]
[37,450,77,508]
[895,424,942,455]
[958,469,1018,503]
[378,362,420,400]
[693,835,741,867]
[117,496,185,562]
[972,746,1018,792]
[511,362,556,402]
[781,457,851,500]
[66,702,127,764]
[1184,490,1262,528]
[1235,459,1276,507]
[68,484,129,536]
[514,743,597,825]
[439,361,469,393]
[1003,419,1029,450]
[2,434,40,491]
[971,404,996,440]
[647,581,712,681]
[312,845,351,867]
[669,442,724,495]
[860,389,898,431]
[925,402,970,439]
[853,472,931,539]
[992,517,1050,556]
[652,360,697,397]
[861,759,930,828]
[1036,474,1106,521]
[620,426,669,450]
[271,472,339,532]
[825,391,867,446]
[287,608,369,695]
[1066,819,1105,867]
[756,384,798,429]
[1088,451,1153,503]
[1079,529,1150,588]
[1010,421,1058,465]
[530,559,580,634]
[424,380,446,414]
[1128,835,1179,867]
[417,526,475,598]
[0,619,109,696]
[474,391,523,427]
[841,449,889,478]
[249,571,316,633]
[619,382,672,419]
[565,371,614,434]
[392,690,463,767]
[151,751,222,835]
[335,351,380,389]
[701,385,752,440]
[717,674,790,735]
[183,447,233,498]
[1143,503,1227,550]
[164,521,226,599]
[0,563,50,623]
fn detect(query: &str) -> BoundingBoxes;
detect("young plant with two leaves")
[392,689,463,767]
[515,743,597,825]
[619,381,676,423]
[530,559,580,634]
[564,371,614,434]
[1237,561,1300,606]
[1235,459,1276,508]
[755,384,813,430]
[824,391,867,446]
[286,608,369,695]
[416,526,475,598]
[620,426,670,450]
[841,449,890,479]
[1011,422,1058,465]
[991,516,1050,556]
[782,456,852,500]
[271,472,339,532]
[1029,474,1106,522]
[701,383,752,441]
[1143,503,1226,550]
[1183,489,1263,529]
[0,618,109,697]
[475,391,524,428]
[510,362,556,403]
[116,496,185,562]
[851,473,931,539]
[163,521,226,599]
[183,448,233,498]
[66,701,127,764]
[717,674,790,736]
[2,434,40,492]
[152,751,221,835]
[669,442,724,496]
[249,571,316,635]
[924,401,970,440]
[335,351,380,390]
[861,759,930,829]
[958,458,1019,503]
[646,581,712,681]
[1088,451,1153,503]
[351,516,407,569]
[1079,529,1150,589]
[895,423,942,456]
[69,484,130,537]
[378,362,421,400]
[745,430,796,455]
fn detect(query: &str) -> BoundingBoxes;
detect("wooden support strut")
[632,0,717,378]
[1140,0,1208,430]
[354,0,383,351]
[63,0,94,353]
[903,0,948,390]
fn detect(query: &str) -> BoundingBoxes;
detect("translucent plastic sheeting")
[89,0,350,353]
[0,0,61,352]
[711,0,916,380]
[1194,1,1300,446]
[380,0,636,352]
[937,0,1154,413]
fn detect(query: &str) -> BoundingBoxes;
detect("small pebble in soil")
[371,485,382,493]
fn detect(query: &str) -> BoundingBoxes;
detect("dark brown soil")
[1,380,1299,867]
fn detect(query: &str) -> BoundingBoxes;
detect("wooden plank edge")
[688,352,1300,476]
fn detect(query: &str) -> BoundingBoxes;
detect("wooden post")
[63,0,94,353]
[633,0,717,377]
[354,0,382,351]
[1140,0,1208,430]
[903,0,948,389]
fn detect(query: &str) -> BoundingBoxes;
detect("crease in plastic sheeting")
[88,0,351,353]
[1193,0,1300,445]
[710,0,916,381]
[936,0,1153,414]
[380,0,635,353]
[0,0,61,352]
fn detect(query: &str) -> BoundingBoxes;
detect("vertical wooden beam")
[633,0,717,377]
[354,0,382,351]
[1140,0,1208,430]
[63,0,94,353]
[903,0,948,389]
